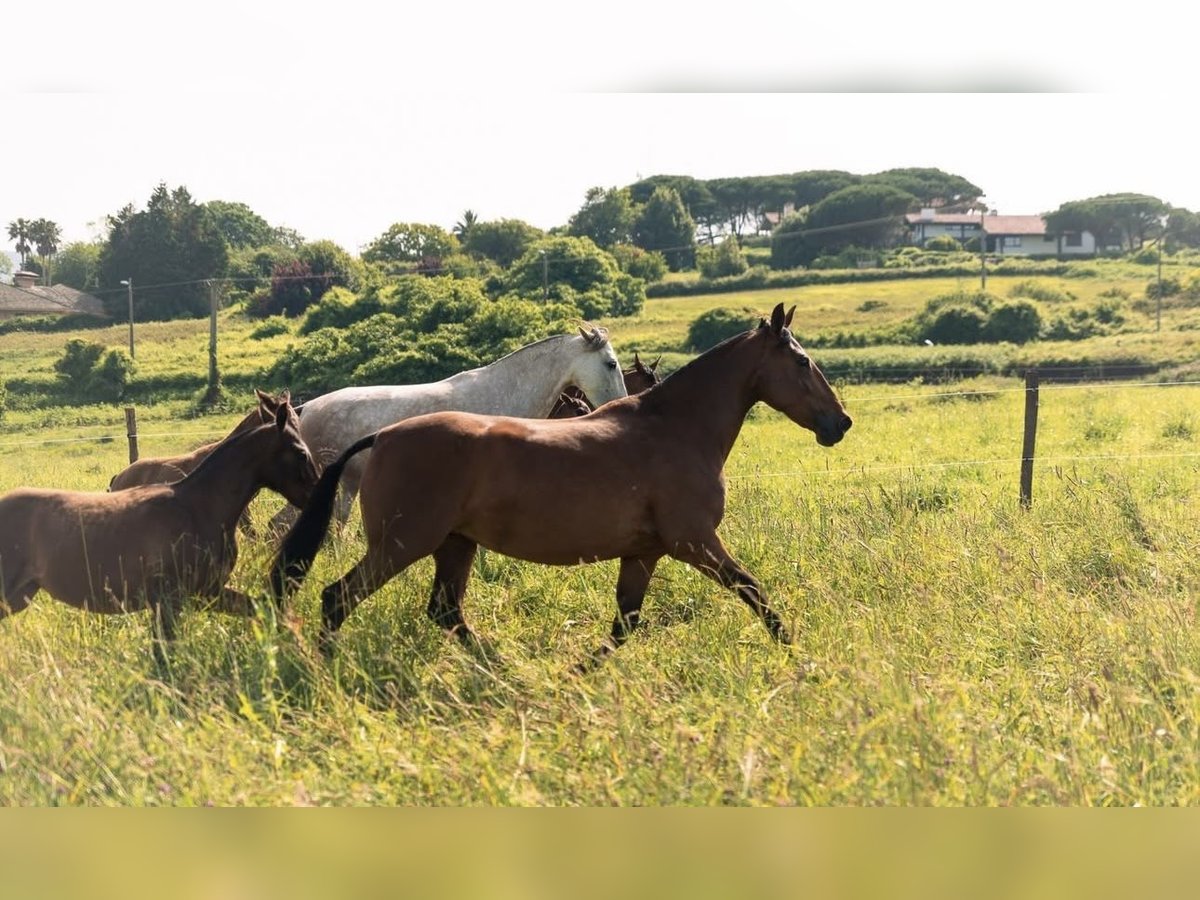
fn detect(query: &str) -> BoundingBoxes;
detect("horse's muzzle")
[816,413,853,447]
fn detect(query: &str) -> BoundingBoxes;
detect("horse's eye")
[797,355,810,369]
[606,360,618,370]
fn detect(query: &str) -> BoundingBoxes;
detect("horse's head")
[752,303,852,447]
[624,352,662,395]
[567,326,628,408]
[258,390,321,507]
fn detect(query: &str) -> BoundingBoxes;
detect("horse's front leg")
[669,535,791,644]
[576,554,662,673]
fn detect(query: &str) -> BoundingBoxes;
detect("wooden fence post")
[124,406,139,463]
[1020,370,1039,509]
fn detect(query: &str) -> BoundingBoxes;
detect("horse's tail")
[270,432,378,600]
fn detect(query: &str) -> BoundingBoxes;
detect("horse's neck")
[172,429,265,528]
[641,337,759,464]
[454,336,573,417]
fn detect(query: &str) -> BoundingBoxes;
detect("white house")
[905,210,1098,256]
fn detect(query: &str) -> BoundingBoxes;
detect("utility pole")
[206,279,221,402]
[540,250,548,301]
[121,278,135,358]
[979,207,987,290]
[1156,215,1167,333]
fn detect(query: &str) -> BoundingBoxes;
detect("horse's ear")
[634,351,642,367]
[278,389,291,406]
[274,402,290,432]
[784,306,795,328]
[650,355,661,372]
[769,303,786,334]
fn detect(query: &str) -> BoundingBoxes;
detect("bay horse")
[549,352,661,418]
[272,304,851,668]
[0,391,319,665]
[280,327,628,527]
[107,392,286,491]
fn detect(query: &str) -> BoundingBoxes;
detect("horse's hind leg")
[578,554,662,672]
[669,536,791,644]
[319,543,427,654]
[427,534,478,647]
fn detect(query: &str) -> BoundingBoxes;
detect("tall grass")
[2,380,1199,804]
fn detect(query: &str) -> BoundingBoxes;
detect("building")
[0,270,108,320]
[905,210,1098,257]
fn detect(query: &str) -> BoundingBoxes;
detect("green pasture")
[2,375,1200,805]
[3,270,1200,805]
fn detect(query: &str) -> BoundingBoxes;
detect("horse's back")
[0,485,203,611]
[359,404,663,563]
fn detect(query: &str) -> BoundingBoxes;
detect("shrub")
[921,305,988,344]
[697,239,749,279]
[1009,279,1074,304]
[609,244,668,282]
[687,307,758,352]
[249,316,290,340]
[924,235,963,252]
[981,300,1042,344]
[52,339,135,401]
[1146,277,1181,299]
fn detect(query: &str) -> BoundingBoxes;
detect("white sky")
[5,4,1197,254]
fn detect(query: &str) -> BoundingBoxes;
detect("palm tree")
[453,209,478,242]
[7,218,32,268]
[28,219,62,285]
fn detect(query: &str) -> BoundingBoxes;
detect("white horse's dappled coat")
[290,329,627,524]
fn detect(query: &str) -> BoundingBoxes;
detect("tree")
[362,223,460,269]
[204,200,276,249]
[865,168,983,208]
[784,170,861,209]
[1167,208,1200,250]
[453,209,479,243]
[567,186,637,249]
[697,238,748,279]
[706,177,758,238]
[51,241,102,291]
[801,183,917,260]
[769,213,811,270]
[1044,194,1168,252]
[97,183,230,320]
[28,218,62,284]
[298,239,360,293]
[462,218,544,268]
[7,218,33,268]
[506,236,644,318]
[632,186,696,270]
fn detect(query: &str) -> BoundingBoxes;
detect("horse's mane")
[481,328,609,368]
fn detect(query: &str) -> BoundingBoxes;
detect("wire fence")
[3,377,1198,499]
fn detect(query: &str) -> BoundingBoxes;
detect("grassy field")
[2,274,1200,805]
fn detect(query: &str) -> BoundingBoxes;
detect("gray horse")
[279,327,628,527]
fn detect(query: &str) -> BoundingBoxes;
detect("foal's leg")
[578,554,662,671]
[0,578,38,619]
[427,533,478,646]
[669,536,792,644]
